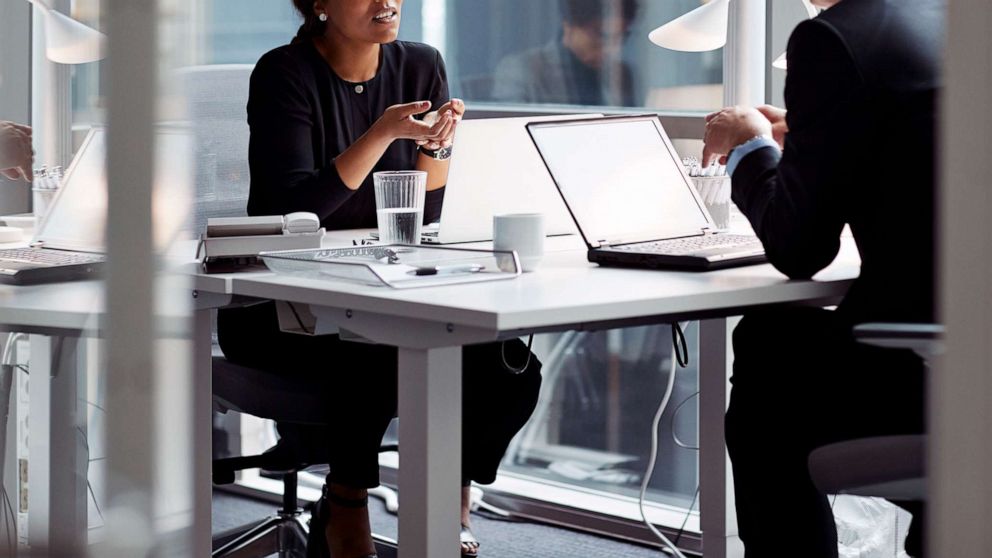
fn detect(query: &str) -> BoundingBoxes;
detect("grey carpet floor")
[213,489,677,557]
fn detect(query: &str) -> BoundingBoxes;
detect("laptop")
[0,126,190,285]
[421,114,599,244]
[526,115,766,270]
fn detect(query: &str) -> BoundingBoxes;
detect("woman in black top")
[216,2,542,557]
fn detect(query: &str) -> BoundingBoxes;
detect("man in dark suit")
[702,0,943,556]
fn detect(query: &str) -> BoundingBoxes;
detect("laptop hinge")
[597,240,610,248]
[29,241,44,248]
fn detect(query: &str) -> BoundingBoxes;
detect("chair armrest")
[854,322,945,357]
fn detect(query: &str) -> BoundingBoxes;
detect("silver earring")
[318,13,328,22]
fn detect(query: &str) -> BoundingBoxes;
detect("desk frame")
[193,288,845,558]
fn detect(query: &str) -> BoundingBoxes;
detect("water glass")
[373,171,427,244]
[690,176,732,230]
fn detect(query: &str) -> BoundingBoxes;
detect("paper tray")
[259,245,521,288]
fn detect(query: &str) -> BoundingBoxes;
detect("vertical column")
[724,0,767,107]
[936,0,992,555]
[102,0,160,555]
[27,335,86,555]
[698,318,742,558]
[397,346,461,558]
[31,0,74,169]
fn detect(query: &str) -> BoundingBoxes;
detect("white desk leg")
[397,346,461,558]
[699,318,743,558]
[192,308,213,557]
[28,334,86,555]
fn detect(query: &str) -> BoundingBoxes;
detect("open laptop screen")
[37,127,192,252]
[528,116,711,247]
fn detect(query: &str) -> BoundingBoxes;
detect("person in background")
[702,0,942,556]
[216,1,542,557]
[0,121,33,181]
[493,0,639,106]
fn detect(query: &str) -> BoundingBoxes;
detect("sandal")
[460,523,480,557]
[306,484,378,558]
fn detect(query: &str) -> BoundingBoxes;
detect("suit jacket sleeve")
[731,18,865,279]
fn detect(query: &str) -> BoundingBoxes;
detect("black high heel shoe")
[306,484,378,558]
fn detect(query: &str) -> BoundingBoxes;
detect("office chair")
[808,322,943,555]
[176,64,255,233]
[211,351,399,557]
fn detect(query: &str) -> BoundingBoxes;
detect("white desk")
[191,231,860,558]
[0,271,233,555]
[0,281,102,554]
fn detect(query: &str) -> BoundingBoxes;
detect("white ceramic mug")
[493,213,545,272]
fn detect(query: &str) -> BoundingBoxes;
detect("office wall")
[935,0,992,554]
[0,1,33,214]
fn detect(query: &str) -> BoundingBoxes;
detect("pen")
[412,263,484,276]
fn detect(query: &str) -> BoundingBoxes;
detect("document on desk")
[259,245,522,288]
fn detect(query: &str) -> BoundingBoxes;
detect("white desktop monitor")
[35,126,193,252]
[526,115,714,248]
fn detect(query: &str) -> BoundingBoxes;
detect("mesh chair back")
[177,64,254,234]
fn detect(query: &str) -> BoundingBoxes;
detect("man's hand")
[0,121,34,182]
[417,98,465,151]
[702,106,773,167]
[756,104,788,148]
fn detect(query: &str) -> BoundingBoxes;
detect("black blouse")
[246,39,448,230]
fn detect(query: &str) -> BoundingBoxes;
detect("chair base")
[212,512,309,558]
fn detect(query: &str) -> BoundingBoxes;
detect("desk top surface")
[0,230,860,334]
[200,230,861,332]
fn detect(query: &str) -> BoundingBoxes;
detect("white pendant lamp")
[27,0,107,64]
[772,0,821,70]
[648,0,730,52]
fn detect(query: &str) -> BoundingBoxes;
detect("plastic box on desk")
[260,244,521,288]
[200,229,325,259]
[198,229,325,273]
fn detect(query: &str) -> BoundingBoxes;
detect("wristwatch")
[419,145,452,161]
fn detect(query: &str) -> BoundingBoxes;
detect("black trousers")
[217,302,542,489]
[726,307,925,558]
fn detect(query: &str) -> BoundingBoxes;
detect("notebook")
[0,126,190,284]
[421,114,598,244]
[526,115,766,271]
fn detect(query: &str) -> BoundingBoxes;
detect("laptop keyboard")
[0,248,105,266]
[613,234,763,256]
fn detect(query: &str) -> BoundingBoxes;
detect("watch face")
[434,146,452,160]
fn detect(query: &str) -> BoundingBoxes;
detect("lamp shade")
[29,0,107,64]
[648,0,730,52]
[771,1,820,71]
[772,51,788,70]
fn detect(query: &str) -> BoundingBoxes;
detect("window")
[196,0,723,113]
[68,0,103,131]
[436,0,723,112]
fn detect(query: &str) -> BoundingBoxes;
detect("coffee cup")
[493,213,544,272]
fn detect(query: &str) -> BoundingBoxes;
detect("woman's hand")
[417,98,465,151]
[373,100,455,147]
[0,121,33,182]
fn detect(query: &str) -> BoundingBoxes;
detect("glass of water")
[690,176,732,230]
[373,170,427,244]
